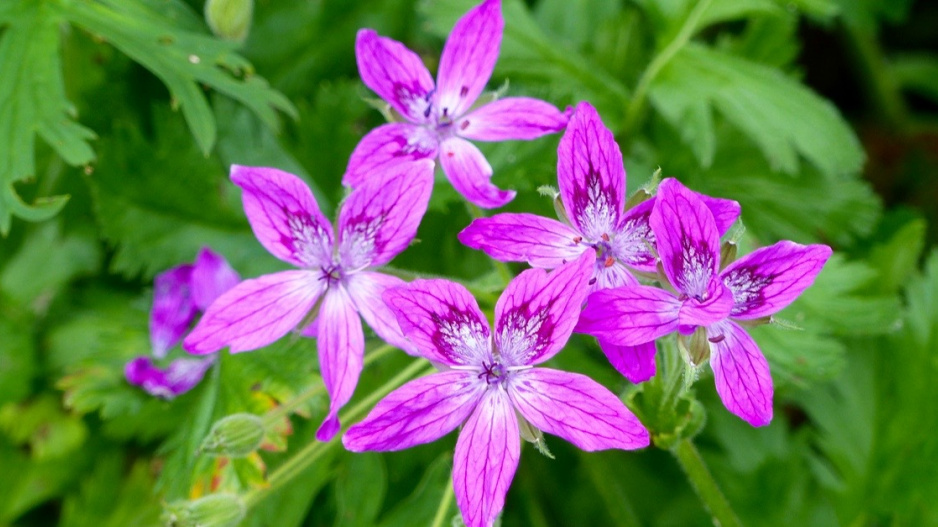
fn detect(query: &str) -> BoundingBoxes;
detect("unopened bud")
[720,241,738,270]
[679,326,711,366]
[163,493,245,527]
[517,412,554,459]
[205,0,253,44]
[200,413,265,457]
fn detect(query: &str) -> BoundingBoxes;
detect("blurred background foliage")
[0,0,936,525]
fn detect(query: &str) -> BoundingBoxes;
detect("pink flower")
[125,248,239,398]
[343,251,649,527]
[576,178,832,426]
[184,161,435,440]
[348,0,568,208]
[459,102,740,382]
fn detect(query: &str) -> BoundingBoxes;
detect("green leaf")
[377,453,455,527]
[892,54,938,104]
[0,1,95,230]
[63,0,296,156]
[650,43,865,178]
[865,218,927,295]
[0,312,35,406]
[59,456,162,527]
[334,453,387,527]
[0,395,88,461]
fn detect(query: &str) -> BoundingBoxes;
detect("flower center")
[592,233,616,268]
[478,360,507,385]
[318,264,343,286]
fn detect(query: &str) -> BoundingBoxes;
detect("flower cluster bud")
[204,0,253,43]
[200,413,265,458]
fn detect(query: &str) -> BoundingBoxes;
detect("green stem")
[623,0,713,136]
[672,439,743,527]
[262,344,397,427]
[429,479,455,527]
[243,359,436,509]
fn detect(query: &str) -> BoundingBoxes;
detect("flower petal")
[343,123,439,188]
[458,97,568,142]
[191,248,240,311]
[183,270,323,354]
[346,272,417,354]
[436,0,503,119]
[613,198,657,273]
[576,286,681,346]
[383,279,491,366]
[699,194,741,236]
[722,241,832,319]
[343,371,485,451]
[650,178,721,299]
[439,138,515,208]
[557,102,626,241]
[494,250,593,366]
[453,388,519,527]
[150,264,196,358]
[708,320,773,427]
[678,280,734,329]
[591,260,640,292]
[457,213,585,268]
[338,160,434,269]
[596,339,657,384]
[231,165,334,268]
[125,356,214,399]
[355,29,435,123]
[316,287,365,441]
[509,368,649,450]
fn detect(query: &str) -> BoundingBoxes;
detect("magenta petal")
[613,198,657,273]
[650,178,721,298]
[591,261,640,292]
[439,138,515,208]
[453,389,519,527]
[459,97,567,142]
[231,165,334,268]
[316,288,365,442]
[346,272,416,354]
[678,280,734,328]
[125,356,214,398]
[557,102,625,241]
[183,270,323,355]
[343,371,485,451]
[191,248,240,311]
[494,250,594,365]
[383,279,491,366]
[338,160,434,269]
[509,368,649,450]
[722,241,833,319]
[708,321,773,427]
[150,264,196,358]
[698,193,741,236]
[343,123,439,188]
[355,29,435,123]
[597,339,657,383]
[436,0,503,119]
[458,213,586,268]
[576,286,681,346]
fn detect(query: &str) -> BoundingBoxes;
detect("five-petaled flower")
[126,247,240,398]
[459,101,741,383]
[348,0,568,208]
[343,250,649,527]
[184,161,435,441]
[576,178,832,426]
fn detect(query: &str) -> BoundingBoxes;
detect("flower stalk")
[671,439,744,527]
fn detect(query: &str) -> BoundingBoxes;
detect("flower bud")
[517,411,554,459]
[200,413,265,457]
[679,326,711,366]
[163,493,245,527]
[204,0,253,44]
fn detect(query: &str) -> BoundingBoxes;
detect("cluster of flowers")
[127,1,831,525]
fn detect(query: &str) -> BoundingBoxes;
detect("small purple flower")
[576,178,832,426]
[343,251,649,527]
[347,0,568,208]
[459,101,740,382]
[126,248,240,399]
[184,161,435,441]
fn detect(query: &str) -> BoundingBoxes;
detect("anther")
[572,236,582,244]
[601,233,610,242]
[604,256,615,268]
[588,278,597,285]
[460,120,470,130]
[708,335,726,343]
[460,86,469,97]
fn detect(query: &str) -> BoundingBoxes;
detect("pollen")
[604,256,615,267]
[573,236,582,244]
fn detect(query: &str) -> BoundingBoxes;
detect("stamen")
[604,256,615,268]
[708,334,725,343]
[460,120,470,130]
[572,236,582,244]
[460,86,469,97]
[601,233,610,242]
[588,278,597,285]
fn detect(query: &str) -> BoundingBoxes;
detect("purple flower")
[343,251,649,527]
[347,0,568,208]
[126,248,240,399]
[576,178,832,426]
[459,101,740,383]
[184,161,435,441]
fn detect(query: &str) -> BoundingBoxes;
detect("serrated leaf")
[650,43,864,178]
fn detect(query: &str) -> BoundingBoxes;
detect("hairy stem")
[623,0,713,136]
[672,439,744,527]
[243,359,435,509]
[429,479,455,527]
